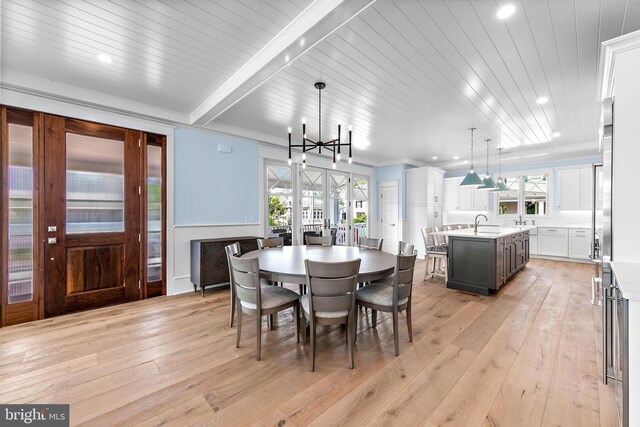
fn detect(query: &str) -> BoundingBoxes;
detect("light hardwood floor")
[0,259,617,426]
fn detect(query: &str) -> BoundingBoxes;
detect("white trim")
[173,223,260,228]
[599,29,640,100]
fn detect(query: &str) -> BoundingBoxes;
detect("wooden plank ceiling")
[1,0,639,166]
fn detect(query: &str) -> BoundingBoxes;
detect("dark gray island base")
[443,228,530,296]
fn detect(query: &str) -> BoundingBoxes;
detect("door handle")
[389,223,396,226]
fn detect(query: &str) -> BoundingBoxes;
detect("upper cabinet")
[444,177,489,211]
[556,167,593,210]
[406,167,445,205]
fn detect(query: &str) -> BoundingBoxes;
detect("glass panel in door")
[147,144,162,282]
[329,172,348,245]
[301,168,324,237]
[266,164,293,240]
[352,176,369,246]
[7,123,34,304]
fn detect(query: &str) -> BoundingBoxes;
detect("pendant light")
[492,147,509,191]
[477,138,498,190]
[459,127,484,187]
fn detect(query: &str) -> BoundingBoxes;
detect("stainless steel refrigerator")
[595,97,628,427]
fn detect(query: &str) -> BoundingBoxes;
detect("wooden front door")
[43,115,141,317]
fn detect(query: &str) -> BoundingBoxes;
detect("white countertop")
[437,227,531,240]
[610,261,640,301]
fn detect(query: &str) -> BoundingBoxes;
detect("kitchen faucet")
[514,215,527,226]
[474,214,488,233]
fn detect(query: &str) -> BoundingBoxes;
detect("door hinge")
[138,138,141,148]
[138,233,141,242]
[138,280,141,290]
[138,186,141,195]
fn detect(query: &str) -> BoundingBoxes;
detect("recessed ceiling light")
[453,155,460,160]
[497,4,516,19]
[299,38,305,47]
[97,54,112,64]
[536,96,548,104]
[284,54,290,63]
[432,156,438,160]
[463,160,469,164]
[552,131,561,138]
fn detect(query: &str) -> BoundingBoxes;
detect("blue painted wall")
[371,164,414,221]
[174,127,260,225]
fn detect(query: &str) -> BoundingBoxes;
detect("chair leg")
[393,310,400,356]
[310,321,316,372]
[406,303,413,342]
[256,313,262,361]
[348,314,354,369]
[295,305,300,344]
[229,284,235,327]
[372,309,377,328]
[424,255,429,280]
[236,300,242,348]
[354,308,358,343]
[268,314,274,331]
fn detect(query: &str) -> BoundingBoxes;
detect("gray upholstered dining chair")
[421,227,448,279]
[301,258,361,371]
[358,237,383,251]
[355,252,417,356]
[228,255,300,361]
[257,237,283,249]
[305,235,333,246]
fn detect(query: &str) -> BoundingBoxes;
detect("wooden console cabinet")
[190,236,259,296]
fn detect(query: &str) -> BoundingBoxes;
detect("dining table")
[241,245,396,284]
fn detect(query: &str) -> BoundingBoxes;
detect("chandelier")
[287,82,352,169]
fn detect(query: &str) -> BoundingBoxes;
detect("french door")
[265,162,369,246]
[1,107,166,326]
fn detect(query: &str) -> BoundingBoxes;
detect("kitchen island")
[441,227,530,295]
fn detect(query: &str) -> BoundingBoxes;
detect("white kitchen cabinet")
[473,190,489,211]
[405,167,445,257]
[444,178,459,211]
[569,228,591,259]
[529,235,538,255]
[556,167,593,210]
[459,186,473,210]
[556,169,581,210]
[580,168,593,210]
[538,227,569,257]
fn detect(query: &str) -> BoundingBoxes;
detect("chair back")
[257,237,283,249]
[445,225,456,231]
[421,227,435,251]
[306,235,333,246]
[359,237,383,251]
[304,259,360,315]
[398,240,414,255]
[392,253,418,305]
[455,224,466,230]
[228,256,261,309]
[225,242,241,288]
[434,226,448,246]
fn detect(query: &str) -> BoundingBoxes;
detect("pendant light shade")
[460,128,484,187]
[477,138,498,190]
[493,147,509,191]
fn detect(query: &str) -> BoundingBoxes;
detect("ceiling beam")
[189,0,376,127]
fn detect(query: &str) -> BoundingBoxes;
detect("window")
[352,176,368,245]
[524,174,547,215]
[497,174,548,216]
[147,144,162,282]
[66,133,125,233]
[8,123,34,304]
[266,164,293,233]
[498,177,519,215]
